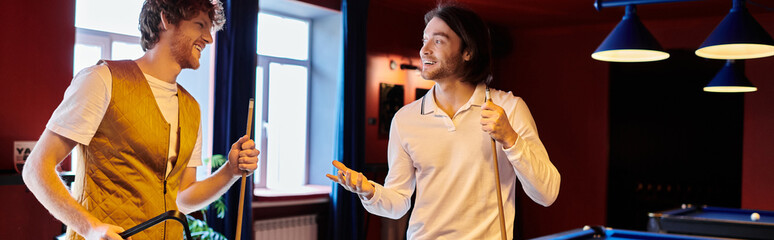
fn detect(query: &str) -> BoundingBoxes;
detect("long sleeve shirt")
[361,83,560,240]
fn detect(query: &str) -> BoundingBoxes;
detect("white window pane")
[257,13,309,61]
[111,41,144,60]
[73,43,102,76]
[75,0,143,37]
[266,63,308,189]
[254,66,264,185]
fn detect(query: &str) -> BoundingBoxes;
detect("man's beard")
[170,31,200,70]
[421,53,464,80]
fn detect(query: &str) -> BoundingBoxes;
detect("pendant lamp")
[704,60,757,92]
[592,5,670,62]
[695,0,774,59]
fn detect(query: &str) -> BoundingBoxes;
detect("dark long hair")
[139,0,226,51]
[424,4,492,85]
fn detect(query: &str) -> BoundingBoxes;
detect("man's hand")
[326,160,375,200]
[227,135,260,177]
[84,222,129,240]
[481,100,518,149]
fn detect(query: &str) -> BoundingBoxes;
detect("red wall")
[499,24,612,237]
[1,0,75,238]
[364,2,430,165]
[741,18,774,210]
[1,1,75,170]
[0,185,64,238]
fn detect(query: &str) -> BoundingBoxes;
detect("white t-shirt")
[46,64,202,176]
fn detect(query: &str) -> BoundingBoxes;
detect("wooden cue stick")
[487,89,508,240]
[235,98,254,240]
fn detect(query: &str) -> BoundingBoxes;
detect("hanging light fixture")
[696,0,774,59]
[704,60,757,92]
[592,4,670,62]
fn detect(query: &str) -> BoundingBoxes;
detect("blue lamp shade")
[592,5,669,62]
[695,0,774,59]
[704,60,757,93]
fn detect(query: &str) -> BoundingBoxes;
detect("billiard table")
[531,226,720,240]
[648,205,774,239]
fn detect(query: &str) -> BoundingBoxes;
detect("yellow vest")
[66,60,200,240]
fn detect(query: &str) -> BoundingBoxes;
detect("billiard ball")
[751,212,760,221]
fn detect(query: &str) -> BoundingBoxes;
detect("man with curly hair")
[22,1,258,239]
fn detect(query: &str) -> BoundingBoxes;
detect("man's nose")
[420,44,431,56]
[203,30,213,44]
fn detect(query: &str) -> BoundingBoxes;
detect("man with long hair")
[22,1,259,239]
[328,4,560,239]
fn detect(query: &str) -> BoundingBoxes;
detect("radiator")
[254,214,317,240]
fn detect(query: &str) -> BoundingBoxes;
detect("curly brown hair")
[139,0,226,51]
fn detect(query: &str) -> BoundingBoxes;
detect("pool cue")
[235,98,254,240]
[486,88,508,240]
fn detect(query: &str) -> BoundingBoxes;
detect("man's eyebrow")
[198,16,213,28]
[432,32,450,39]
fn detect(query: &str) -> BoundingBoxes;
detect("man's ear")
[463,49,472,62]
[159,12,169,31]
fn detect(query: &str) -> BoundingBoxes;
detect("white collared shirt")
[361,83,560,240]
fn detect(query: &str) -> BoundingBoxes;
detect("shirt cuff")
[502,135,525,161]
[46,122,92,145]
[187,158,203,167]
[359,180,383,205]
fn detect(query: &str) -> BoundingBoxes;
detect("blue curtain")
[207,0,258,239]
[330,0,369,239]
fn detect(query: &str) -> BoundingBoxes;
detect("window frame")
[254,11,313,189]
[76,27,142,61]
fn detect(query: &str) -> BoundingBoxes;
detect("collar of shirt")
[421,83,487,116]
[144,73,178,97]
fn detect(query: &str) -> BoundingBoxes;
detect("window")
[257,13,310,61]
[73,0,145,70]
[254,12,311,189]
[252,2,343,194]
[71,0,214,176]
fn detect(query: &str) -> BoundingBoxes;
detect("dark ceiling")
[380,0,774,28]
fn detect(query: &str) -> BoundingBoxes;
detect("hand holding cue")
[235,98,254,240]
[486,88,507,240]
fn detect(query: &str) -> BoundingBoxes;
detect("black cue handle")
[118,210,193,240]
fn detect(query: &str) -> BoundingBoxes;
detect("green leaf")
[214,198,226,219]
[202,154,226,169]
[186,215,227,240]
[211,154,226,168]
